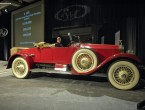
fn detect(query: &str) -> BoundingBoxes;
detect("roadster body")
[7,42,144,90]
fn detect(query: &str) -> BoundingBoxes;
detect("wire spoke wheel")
[76,53,94,71]
[72,49,98,73]
[12,57,29,79]
[113,66,134,85]
[108,61,140,90]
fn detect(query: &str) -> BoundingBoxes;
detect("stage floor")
[0,61,145,110]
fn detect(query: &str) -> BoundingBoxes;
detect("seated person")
[33,35,66,48]
[55,36,63,47]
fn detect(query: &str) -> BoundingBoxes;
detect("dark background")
[0,0,145,64]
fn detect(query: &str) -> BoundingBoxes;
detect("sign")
[55,5,90,21]
[0,28,8,37]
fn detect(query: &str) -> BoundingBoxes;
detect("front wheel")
[108,60,140,90]
[12,57,30,79]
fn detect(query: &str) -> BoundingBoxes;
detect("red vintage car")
[7,36,145,90]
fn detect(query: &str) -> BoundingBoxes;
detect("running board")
[31,68,72,74]
[31,68,107,77]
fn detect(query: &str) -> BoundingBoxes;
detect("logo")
[55,5,90,21]
[0,28,8,37]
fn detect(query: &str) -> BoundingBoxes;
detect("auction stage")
[0,61,145,110]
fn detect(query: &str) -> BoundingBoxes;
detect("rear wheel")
[108,60,140,90]
[12,57,30,79]
[72,49,98,73]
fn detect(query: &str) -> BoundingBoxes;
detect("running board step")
[31,68,72,74]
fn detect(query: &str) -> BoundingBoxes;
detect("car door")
[51,47,76,64]
[39,47,53,63]
[38,47,78,64]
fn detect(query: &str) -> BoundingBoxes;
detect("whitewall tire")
[12,57,30,79]
[72,49,98,73]
[108,60,140,90]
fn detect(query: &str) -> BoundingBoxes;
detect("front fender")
[7,53,34,69]
[99,52,141,65]
[72,53,142,75]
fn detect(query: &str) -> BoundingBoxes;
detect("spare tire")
[72,49,98,73]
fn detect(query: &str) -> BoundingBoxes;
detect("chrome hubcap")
[14,60,26,75]
[17,64,25,73]
[76,53,93,71]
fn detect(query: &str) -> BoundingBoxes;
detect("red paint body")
[7,43,142,75]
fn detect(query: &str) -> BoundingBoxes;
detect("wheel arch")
[7,54,34,69]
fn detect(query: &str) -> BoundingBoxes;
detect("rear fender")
[7,53,34,69]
